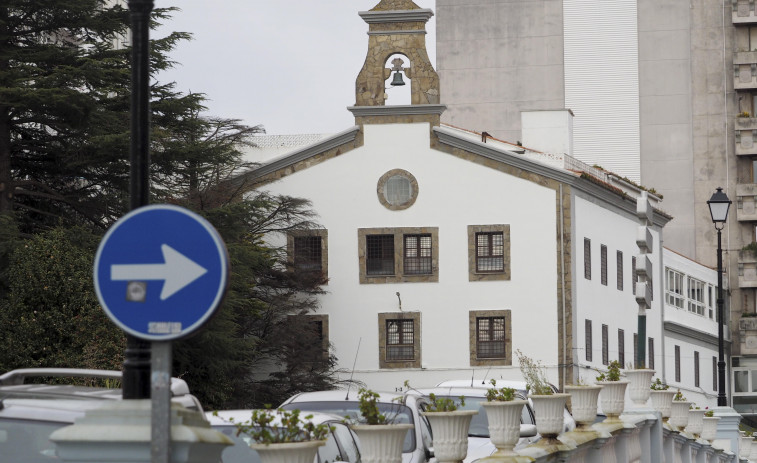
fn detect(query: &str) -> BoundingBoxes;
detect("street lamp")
[707,187,731,407]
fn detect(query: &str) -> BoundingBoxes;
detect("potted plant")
[700,408,720,443]
[421,391,477,463]
[686,405,705,438]
[517,349,569,439]
[739,430,753,459]
[480,379,528,456]
[348,388,413,463]
[624,365,655,407]
[649,378,676,422]
[564,377,602,430]
[595,360,629,422]
[668,389,691,432]
[232,408,331,463]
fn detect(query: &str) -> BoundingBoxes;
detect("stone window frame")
[378,312,421,369]
[286,313,330,361]
[358,227,439,284]
[467,225,511,282]
[377,169,419,211]
[287,229,328,283]
[469,310,512,366]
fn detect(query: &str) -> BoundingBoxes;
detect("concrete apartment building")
[436,0,757,416]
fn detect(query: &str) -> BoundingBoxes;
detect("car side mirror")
[425,445,434,459]
[519,424,537,438]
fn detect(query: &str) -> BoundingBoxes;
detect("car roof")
[0,368,202,411]
[436,379,529,392]
[206,409,347,427]
[0,398,111,424]
[415,386,527,400]
[281,389,406,406]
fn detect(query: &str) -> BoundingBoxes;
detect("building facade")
[236,0,710,396]
[436,0,749,413]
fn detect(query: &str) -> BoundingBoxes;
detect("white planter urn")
[739,435,753,459]
[249,440,325,463]
[422,410,478,463]
[749,439,757,461]
[685,409,705,437]
[668,401,691,431]
[350,424,414,463]
[529,393,570,438]
[700,416,720,443]
[625,369,655,406]
[596,381,629,421]
[650,390,676,421]
[564,385,601,429]
[481,400,527,456]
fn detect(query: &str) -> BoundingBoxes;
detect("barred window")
[476,232,505,273]
[294,236,322,271]
[585,320,593,362]
[602,324,609,365]
[404,234,432,275]
[584,238,591,280]
[386,319,415,361]
[618,329,625,367]
[476,317,506,359]
[366,235,395,276]
[617,251,624,291]
[600,245,607,286]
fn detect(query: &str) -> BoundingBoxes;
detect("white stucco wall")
[572,194,664,386]
[662,248,720,408]
[259,122,560,391]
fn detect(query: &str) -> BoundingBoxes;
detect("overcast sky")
[153,1,436,135]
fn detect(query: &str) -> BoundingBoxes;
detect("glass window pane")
[735,371,749,393]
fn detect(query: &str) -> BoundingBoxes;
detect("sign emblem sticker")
[94,204,229,340]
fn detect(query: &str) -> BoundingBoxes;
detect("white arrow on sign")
[110,244,208,300]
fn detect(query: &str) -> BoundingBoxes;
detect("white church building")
[238,0,723,406]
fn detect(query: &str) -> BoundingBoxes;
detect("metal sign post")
[94,205,228,463]
[151,342,172,463]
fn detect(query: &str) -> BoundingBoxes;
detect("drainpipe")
[559,183,568,388]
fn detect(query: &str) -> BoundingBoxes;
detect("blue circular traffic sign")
[94,204,229,340]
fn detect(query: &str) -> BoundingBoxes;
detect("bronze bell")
[390,71,405,86]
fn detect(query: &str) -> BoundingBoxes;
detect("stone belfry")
[354,0,440,110]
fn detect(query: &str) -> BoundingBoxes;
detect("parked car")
[415,386,539,462]
[0,368,203,462]
[279,389,435,463]
[207,409,362,463]
[435,379,576,433]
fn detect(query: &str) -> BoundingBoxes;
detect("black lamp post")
[707,187,732,407]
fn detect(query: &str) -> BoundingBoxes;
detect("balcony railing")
[739,248,757,288]
[734,52,757,89]
[735,117,757,155]
[733,0,757,24]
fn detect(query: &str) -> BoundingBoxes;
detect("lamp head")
[707,187,731,226]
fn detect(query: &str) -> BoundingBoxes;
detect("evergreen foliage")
[0,1,342,409]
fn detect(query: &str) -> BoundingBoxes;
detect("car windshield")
[280,400,416,453]
[0,418,64,463]
[211,425,264,463]
[429,396,530,438]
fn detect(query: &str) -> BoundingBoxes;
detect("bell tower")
[349,0,445,126]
